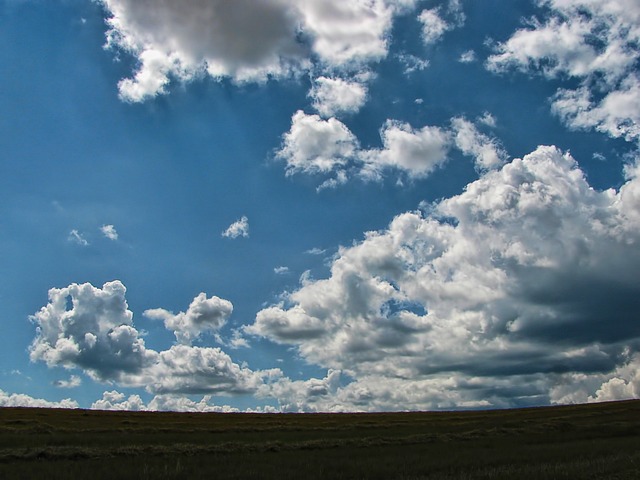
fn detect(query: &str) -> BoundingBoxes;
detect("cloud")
[0,389,79,409]
[309,77,368,118]
[487,0,640,142]
[277,111,358,176]
[361,120,451,179]
[144,293,233,345]
[278,114,508,186]
[68,229,88,246]
[249,145,640,409]
[397,53,430,74]
[274,266,290,275]
[99,0,415,101]
[451,116,507,170]
[418,8,450,45]
[100,224,118,240]
[222,216,249,238]
[91,390,248,412]
[418,1,464,46]
[30,282,277,395]
[458,50,476,63]
[53,375,82,389]
[91,390,145,411]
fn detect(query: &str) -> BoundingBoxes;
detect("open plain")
[0,400,639,479]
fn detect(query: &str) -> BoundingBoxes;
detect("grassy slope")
[0,400,639,479]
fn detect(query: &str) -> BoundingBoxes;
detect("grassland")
[0,400,638,479]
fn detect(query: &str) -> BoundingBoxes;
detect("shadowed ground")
[1,400,639,479]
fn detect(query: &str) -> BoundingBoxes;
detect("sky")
[1,0,639,412]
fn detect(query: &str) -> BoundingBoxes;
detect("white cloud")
[417,1,464,46]
[418,8,450,46]
[0,389,79,409]
[279,114,511,186]
[144,293,233,345]
[53,375,82,389]
[274,266,290,275]
[451,117,507,170]
[397,53,430,74]
[459,50,476,63]
[91,390,244,412]
[91,390,145,411]
[99,0,414,101]
[30,281,277,395]
[361,120,451,179]
[68,229,88,246]
[277,111,358,176]
[222,216,249,239]
[100,224,118,240]
[487,0,640,142]
[309,77,368,118]
[249,146,640,409]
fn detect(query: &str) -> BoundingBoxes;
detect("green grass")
[1,400,639,478]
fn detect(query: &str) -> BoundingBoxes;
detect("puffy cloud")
[144,293,233,345]
[249,146,640,409]
[29,281,155,382]
[222,216,249,239]
[278,114,509,186]
[134,345,275,395]
[91,390,243,412]
[30,282,277,395]
[487,0,640,141]
[99,0,415,101]
[361,120,451,179]
[277,111,358,176]
[309,76,368,117]
[418,1,465,46]
[91,390,145,411]
[0,390,79,409]
[451,116,507,170]
[100,224,118,240]
[418,8,450,45]
[274,266,290,275]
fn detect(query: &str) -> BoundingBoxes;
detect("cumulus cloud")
[278,113,509,186]
[29,281,154,382]
[451,116,508,170]
[100,224,118,240]
[277,111,358,176]
[30,282,277,395]
[309,77,368,117]
[99,0,414,101]
[144,293,233,345]
[418,8,450,45]
[361,120,451,179]
[418,1,465,46]
[91,390,249,412]
[487,0,640,142]
[0,390,79,409]
[222,216,249,238]
[249,146,640,409]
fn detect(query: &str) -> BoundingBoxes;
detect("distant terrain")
[1,400,639,479]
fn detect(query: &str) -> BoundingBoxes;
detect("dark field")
[1,400,639,479]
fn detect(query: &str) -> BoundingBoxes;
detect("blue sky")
[1,0,639,411]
